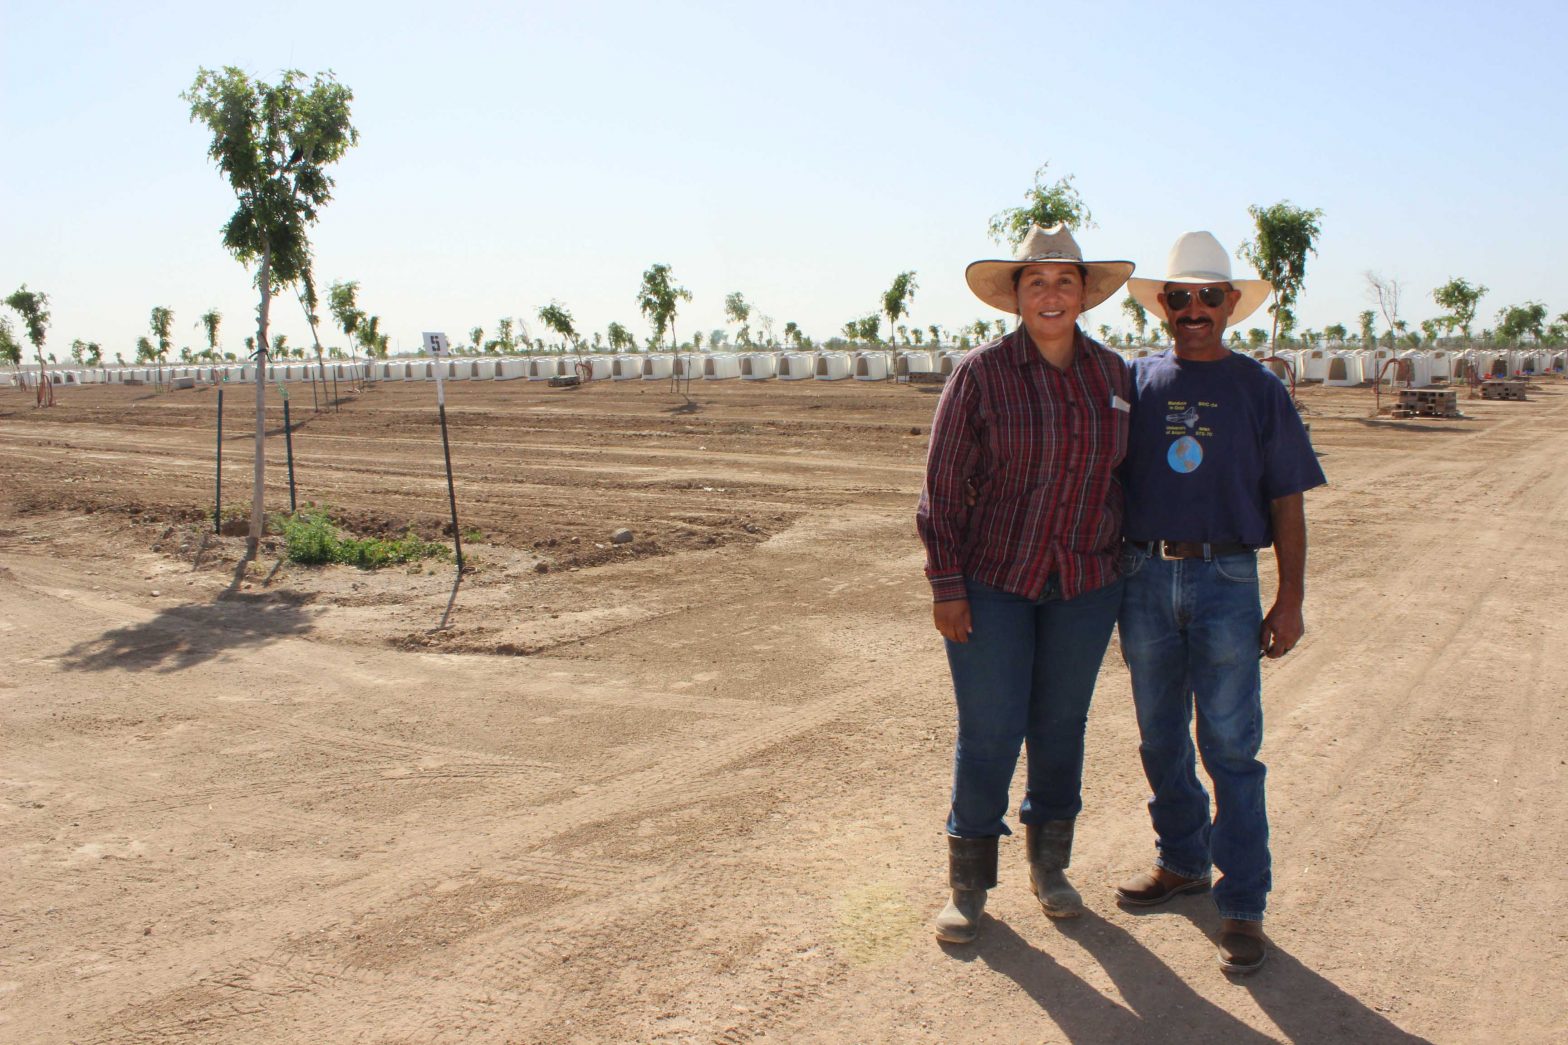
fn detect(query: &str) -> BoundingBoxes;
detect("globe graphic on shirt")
[1167,435,1203,474]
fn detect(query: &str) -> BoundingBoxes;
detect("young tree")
[356,314,388,358]
[928,324,943,348]
[883,271,917,351]
[469,327,483,352]
[783,320,800,349]
[988,162,1093,246]
[1358,309,1377,347]
[1324,323,1347,344]
[0,317,21,374]
[637,263,691,350]
[1237,200,1324,351]
[1247,328,1268,349]
[197,309,222,358]
[911,327,924,347]
[136,336,157,363]
[724,291,753,347]
[538,301,579,353]
[495,317,515,353]
[4,285,53,405]
[1364,273,1404,353]
[1120,293,1149,343]
[854,313,883,343]
[149,305,174,384]
[1496,302,1547,345]
[1432,277,1488,341]
[606,321,635,352]
[185,66,358,556]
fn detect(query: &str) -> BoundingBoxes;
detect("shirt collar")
[1008,325,1088,369]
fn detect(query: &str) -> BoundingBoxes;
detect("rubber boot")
[1027,820,1083,919]
[932,834,998,944]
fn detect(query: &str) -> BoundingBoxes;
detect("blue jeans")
[944,576,1123,838]
[1118,544,1271,921]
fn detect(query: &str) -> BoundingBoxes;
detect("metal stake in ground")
[215,386,224,534]
[281,384,297,513]
[423,332,464,574]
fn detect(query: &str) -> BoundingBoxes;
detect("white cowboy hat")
[1126,231,1272,325]
[965,224,1134,314]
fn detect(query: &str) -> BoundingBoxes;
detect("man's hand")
[934,599,973,643]
[1259,598,1303,658]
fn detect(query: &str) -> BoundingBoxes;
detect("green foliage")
[848,313,881,343]
[1495,301,1547,344]
[606,321,635,352]
[149,306,174,361]
[135,336,157,363]
[988,163,1093,246]
[637,263,691,349]
[1237,201,1323,347]
[197,309,222,353]
[1324,323,1348,343]
[1432,277,1487,339]
[183,68,359,293]
[328,280,363,341]
[1120,294,1148,340]
[723,292,752,346]
[882,271,917,344]
[279,509,450,569]
[4,285,50,352]
[1247,328,1269,349]
[1358,310,1377,346]
[0,318,23,366]
[538,301,578,349]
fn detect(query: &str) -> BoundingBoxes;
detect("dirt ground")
[2,371,1564,1044]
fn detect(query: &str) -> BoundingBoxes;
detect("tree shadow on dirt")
[56,590,317,674]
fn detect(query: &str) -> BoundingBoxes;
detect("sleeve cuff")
[928,572,968,602]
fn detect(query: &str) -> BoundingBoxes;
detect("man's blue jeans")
[1118,544,1271,921]
[944,576,1123,838]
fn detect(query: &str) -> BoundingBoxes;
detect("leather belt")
[1129,539,1254,560]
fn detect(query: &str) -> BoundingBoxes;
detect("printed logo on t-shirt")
[1163,399,1217,474]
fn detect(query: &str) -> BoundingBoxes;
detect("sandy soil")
[2,372,1564,1044]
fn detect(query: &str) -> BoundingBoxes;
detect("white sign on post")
[423,331,450,405]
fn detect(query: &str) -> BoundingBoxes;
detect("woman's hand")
[933,599,973,643]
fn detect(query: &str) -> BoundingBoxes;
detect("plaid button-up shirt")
[917,327,1130,602]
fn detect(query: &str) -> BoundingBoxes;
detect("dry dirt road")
[2,375,1564,1044]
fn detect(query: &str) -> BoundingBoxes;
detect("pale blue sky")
[3,0,1565,358]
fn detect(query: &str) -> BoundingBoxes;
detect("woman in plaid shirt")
[917,225,1135,944]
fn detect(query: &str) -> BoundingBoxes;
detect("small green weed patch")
[278,509,450,569]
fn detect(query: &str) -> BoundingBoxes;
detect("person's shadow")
[941,907,1431,1044]
[1106,901,1434,1044]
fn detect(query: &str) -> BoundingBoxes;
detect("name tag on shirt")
[1111,394,1131,413]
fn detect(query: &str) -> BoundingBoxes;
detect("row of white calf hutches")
[613,356,643,380]
[703,354,742,380]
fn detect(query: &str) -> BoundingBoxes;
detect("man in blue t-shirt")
[1114,232,1326,974]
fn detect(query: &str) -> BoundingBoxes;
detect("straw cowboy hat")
[1126,231,1272,325]
[965,224,1134,313]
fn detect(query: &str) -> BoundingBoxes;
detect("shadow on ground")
[939,909,1431,1044]
[57,591,317,674]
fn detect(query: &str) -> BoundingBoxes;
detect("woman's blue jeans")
[944,576,1123,839]
[1117,544,1271,921]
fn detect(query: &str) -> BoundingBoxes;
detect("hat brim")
[1127,276,1273,328]
[965,259,1135,314]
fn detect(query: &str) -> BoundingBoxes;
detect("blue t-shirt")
[1122,350,1326,546]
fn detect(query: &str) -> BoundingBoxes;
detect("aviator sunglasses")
[1162,286,1230,310]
